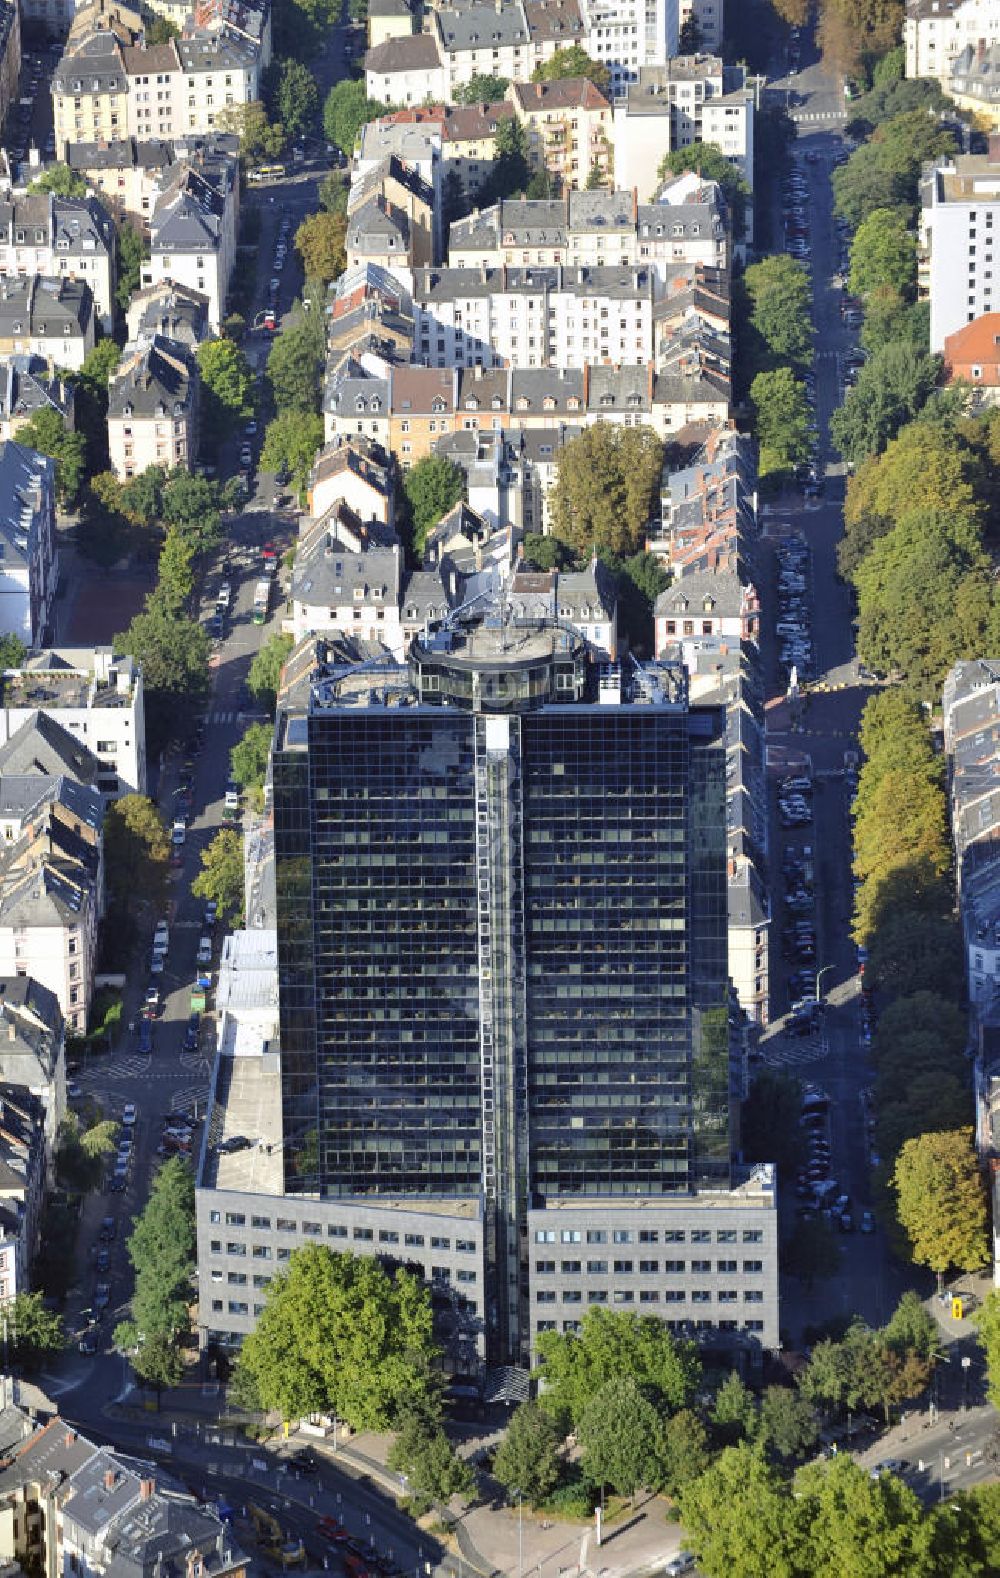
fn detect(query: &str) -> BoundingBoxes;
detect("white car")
[171,821,186,845]
[149,952,165,976]
[122,1103,137,1126]
[197,936,213,965]
[153,920,169,953]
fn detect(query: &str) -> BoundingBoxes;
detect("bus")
[253,579,271,624]
[248,163,286,182]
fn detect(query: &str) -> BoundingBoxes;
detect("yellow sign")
[952,1297,964,1320]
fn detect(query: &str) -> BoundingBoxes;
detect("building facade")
[0,647,146,797]
[905,0,1000,85]
[266,610,776,1366]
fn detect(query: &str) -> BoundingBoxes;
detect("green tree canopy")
[830,344,940,466]
[849,207,917,300]
[757,1386,819,1463]
[266,57,319,141]
[157,528,195,617]
[750,366,812,477]
[659,1408,712,1496]
[295,209,347,284]
[453,73,510,104]
[248,631,294,716]
[577,1375,664,1499]
[6,1293,65,1369]
[387,1407,474,1512]
[531,45,610,91]
[483,115,530,202]
[267,317,325,413]
[116,604,209,754]
[861,289,929,358]
[0,633,26,673]
[743,254,813,371]
[741,1068,805,1180]
[55,1113,117,1192]
[104,793,170,923]
[840,419,986,577]
[977,1290,1000,1409]
[261,410,325,496]
[492,1402,563,1507]
[231,721,273,811]
[550,423,663,557]
[402,455,465,557]
[192,828,245,926]
[216,100,286,160]
[892,1128,990,1284]
[28,163,87,197]
[234,1243,440,1429]
[323,79,387,155]
[832,109,955,228]
[15,406,87,508]
[678,1443,804,1577]
[711,1372,759,1446]
[116,221,149,311]
[534,1306,700,1430]
[318,170,349,216]
[196,338,253,441]
[146,14,180,43]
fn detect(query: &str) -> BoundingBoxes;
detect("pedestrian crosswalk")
[171,1083,209,1117]
[208,710,241,725]
[759,1032,828,1069]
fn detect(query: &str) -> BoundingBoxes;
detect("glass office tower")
[272,612,731,1364]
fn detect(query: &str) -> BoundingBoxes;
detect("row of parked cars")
[775,535,814,694]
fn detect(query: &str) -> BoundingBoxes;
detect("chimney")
[140,1478,155,1501]
[104,1470,116,1491]
[633,186,638,224]
[7,1021,15,1041]
[978,36,986,61]
[63,1431,76,1448]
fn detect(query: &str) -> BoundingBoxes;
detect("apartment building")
[0,1085,46,1301]
[0,766,103,1034]
[655,565,759,652]
[0,194,116,333]
[904,0,1000,85]
[369,0,414,47]
[289,511,406,649]
[0,976,65,1150]
[125,276,210,347]
[577,0,676,96]
[447,183,729,277]
[326,358,729,451]
[365,30,447,105]
[51,26,129,148]
[508,77,613,191]
[66,136,173,228]
[0,647,146,797]
[0,357,74,445]
[308,435,395,523]
[412,262,657,368]
[948,38,1000,125]
[141,153,238,329]
[107,334,199,479]
[920,152,1000,351]
[190,0,273,69]
[613,57,754,201]
[0,275,94,372]
[0,0,21,148]
[377,102,513,207]
[0,442,57,649]
[0,1415,250,1578]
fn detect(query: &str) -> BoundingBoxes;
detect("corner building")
[272,612,777,1367]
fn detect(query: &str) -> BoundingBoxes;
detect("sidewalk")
[339,1430,684,1578]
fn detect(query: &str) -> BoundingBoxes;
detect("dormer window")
[543,395,556,410]
[465,395,479,410]
[491,394,502,409]
[567,397,580,410]
[516,396,530,410]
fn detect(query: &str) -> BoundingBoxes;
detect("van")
[224,787,240,810]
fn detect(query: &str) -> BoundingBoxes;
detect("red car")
[315,1517,350,1544]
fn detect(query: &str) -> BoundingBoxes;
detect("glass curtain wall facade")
[272,628,731,1364]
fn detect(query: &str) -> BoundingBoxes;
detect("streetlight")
[815,963,835,1003]
[514,1489,523,1578]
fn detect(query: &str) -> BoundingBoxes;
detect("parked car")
[122,1103,137,1126]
